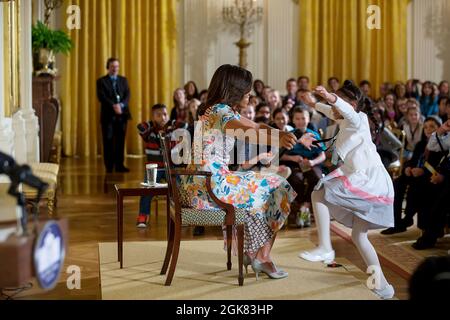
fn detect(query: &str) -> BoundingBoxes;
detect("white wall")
[180,0,299,93]
[408,0,450,83]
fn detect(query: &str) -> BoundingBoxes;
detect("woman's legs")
[352,216,389,290]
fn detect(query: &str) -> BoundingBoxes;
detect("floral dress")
[180,104,297,253]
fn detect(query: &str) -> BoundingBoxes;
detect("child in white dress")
[299,81,395,299]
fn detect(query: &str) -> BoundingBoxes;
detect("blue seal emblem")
[33,221,65,290]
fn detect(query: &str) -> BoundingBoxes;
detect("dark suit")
[96,75,131,171]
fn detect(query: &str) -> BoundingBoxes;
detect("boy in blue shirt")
[281,107,326,227]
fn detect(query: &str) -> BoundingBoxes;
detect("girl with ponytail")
[299,80,395,299]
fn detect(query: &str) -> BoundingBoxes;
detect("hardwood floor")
[17,156,409,300]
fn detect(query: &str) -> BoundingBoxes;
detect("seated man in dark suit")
[96,57,131,173]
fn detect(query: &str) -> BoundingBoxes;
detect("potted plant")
[32,21,73,76]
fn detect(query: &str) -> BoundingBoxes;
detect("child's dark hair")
[339,81,382,135]
[152,104,167,112]
[337,80,372,113]
[328,77,339,84]
[424,115,443,127]
[291,106,309,117]
[359,80,371,87]
[297,76,310,82]
[255,102,270,113]
[272,108,287,119]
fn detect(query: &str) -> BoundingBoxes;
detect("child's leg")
[307,188,333,254]
[139,168,153,216]
[139,196,152,216]
[352,216,389,289]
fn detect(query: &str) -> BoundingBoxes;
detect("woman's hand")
[411,168,424,177]
[280,131,297,150]
[299,133,316,150]
[430,173,445,185]
[314,86,337,104]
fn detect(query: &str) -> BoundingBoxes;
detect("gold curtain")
[298,0,409,98]
[61,0,178,157]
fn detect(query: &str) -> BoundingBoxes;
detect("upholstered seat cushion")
[30,163,60,177]
[181,208,246,226]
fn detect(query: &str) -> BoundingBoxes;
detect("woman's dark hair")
[206,65,253,108]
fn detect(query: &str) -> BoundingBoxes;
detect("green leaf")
[32,20,73,55]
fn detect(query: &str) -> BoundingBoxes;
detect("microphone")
[0,152,48,193]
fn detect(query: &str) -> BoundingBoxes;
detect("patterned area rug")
[98,238,383,300]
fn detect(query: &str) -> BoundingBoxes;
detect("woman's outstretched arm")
[224,116,297,150]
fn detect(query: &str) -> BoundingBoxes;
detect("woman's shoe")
[299,250,335,263]
[372,284,395,300]
[251,259,288,280]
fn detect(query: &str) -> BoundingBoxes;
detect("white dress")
[315,97,395,230]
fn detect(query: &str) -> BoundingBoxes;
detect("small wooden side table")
[115,183,169,269]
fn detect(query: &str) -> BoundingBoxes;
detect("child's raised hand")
[314,86,336,104]
[299,92,315,108]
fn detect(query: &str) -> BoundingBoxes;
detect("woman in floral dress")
[181,65,314,279]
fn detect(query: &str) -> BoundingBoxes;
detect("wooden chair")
[159,133,246,286]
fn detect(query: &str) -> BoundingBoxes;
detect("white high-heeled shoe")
[372,284,395,300]
[299,250,335,263]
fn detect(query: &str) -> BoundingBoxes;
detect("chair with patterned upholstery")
[159,133,246,286]
[22,163,59,217]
